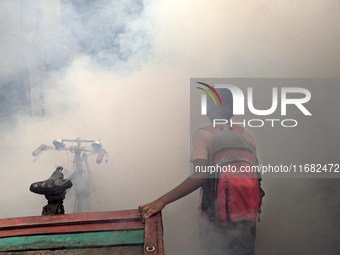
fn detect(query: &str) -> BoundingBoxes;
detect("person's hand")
[138,198,166,223]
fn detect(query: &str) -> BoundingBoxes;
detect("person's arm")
[138,159,208,222]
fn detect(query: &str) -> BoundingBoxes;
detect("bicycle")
[31,137,108,213]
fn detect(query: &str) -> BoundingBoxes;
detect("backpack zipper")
[225,180,231,223]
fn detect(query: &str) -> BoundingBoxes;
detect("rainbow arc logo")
[196,82,222,106]
[196,82,223,115]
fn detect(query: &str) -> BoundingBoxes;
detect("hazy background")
[0,0,339,254]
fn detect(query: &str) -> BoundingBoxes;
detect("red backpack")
[200,124,264,224]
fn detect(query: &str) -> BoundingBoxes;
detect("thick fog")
[0,0,339,254]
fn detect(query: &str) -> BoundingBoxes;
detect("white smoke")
[0,0,339,254]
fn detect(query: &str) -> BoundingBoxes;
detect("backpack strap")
[231,124,244,134]
[201,124,244,134]
[200,124,221,134]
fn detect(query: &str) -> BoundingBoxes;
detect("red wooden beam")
[0,210,140,230]
[156,213,165,255]
[0,221,144,238]
[143,212,164,255]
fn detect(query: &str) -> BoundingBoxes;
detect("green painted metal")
[0,230,145,252]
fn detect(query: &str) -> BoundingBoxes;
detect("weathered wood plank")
[144,215,158,255]
[0,230,145,252]
[1,246,144,255]
[155,213,165,255]
[0,210,164,254]
[0,221,144,238]
[0,210,140,230]
[143,213,164,255]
